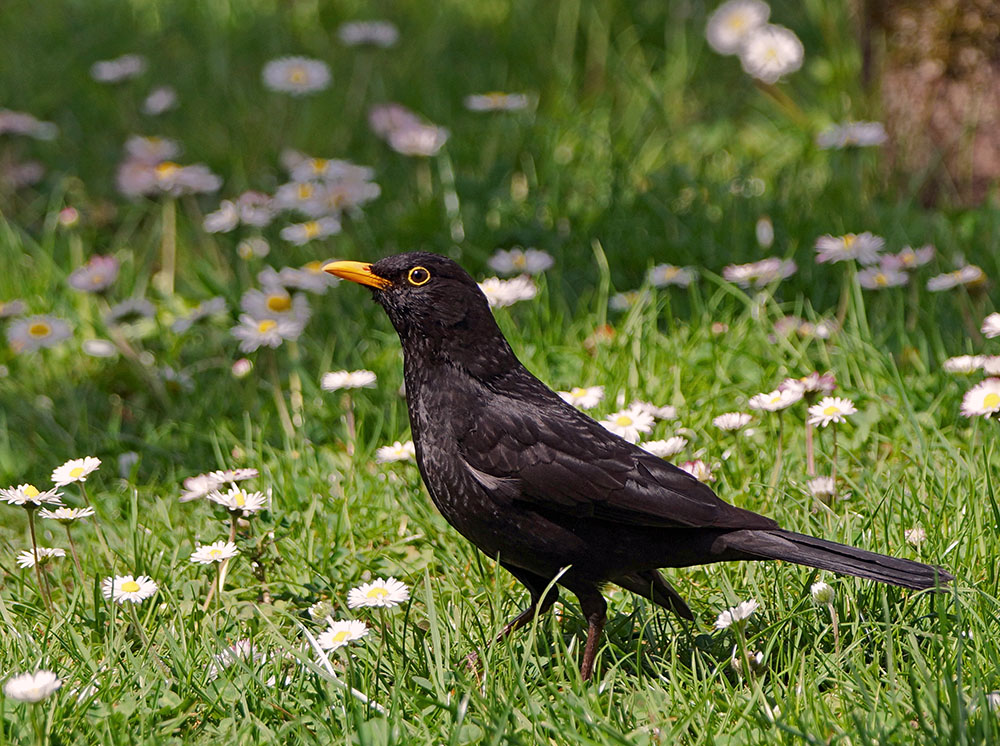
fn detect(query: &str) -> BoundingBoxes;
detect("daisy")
[487,248,554,276]
[807,396,857,427]
[279,217,341,245]
[756,216,774,248]
[368,103,422,138]
[713,412,752,431]
[240,288,311,324]
[0,110,57,140]
[231,315,305,353]
[647,264,695,288]
[722,257,796,288]
[943,355,983,374]
[858,267,908,289]
[39,506,95,522]
[347,577,410,608]
[748,388,802,411]
[738,24,804,84]
[705,0,770,55]
[68,255,119,293]
[816,121,887,149]
[558,385,604,410]
[609,289,646,310]
[631,401,678,420]
[180,473,224,502]
[982,313,1000,339]
[124,135,180,163]
[960,378,1000,417]
[7,315,72,353]
[463,92,531,112]
[927,265,985,291]
[780,372,836,397]
[600,407,655,443]
[337,20,399,47]
[104,298,155,326]
[262,57,331,95]
[388,123,450,157]
[982,357,1000,376]
[880,244,935,271]
[680,460,715,482]
[810,581,834,605]
[714,599,759,630]
[904,527,926,547]
[308,600,334,620]
[375,441,416,463]
[478,276,538,308]
[317,619,369,650]
[321,370,377,391]
[203,201,239,233]
[641,437,687,459]
[232,359,252,378]
[1,484,62,508]
[16,547,65,568]
[807,476,837,502]
[82,339,116,358]
[206,639,266,680]
[171,297,227,334]
[102,574,158,604]
[236,191,275,227]
[142,86,178,116]
[0,299,26,318]
[3,670,61,703]
[190,541,240,565]
[208,487,269,515]
[210,468,260,484]
[90,54,146,83]
[815,232,884,264]
[51,456,101,486]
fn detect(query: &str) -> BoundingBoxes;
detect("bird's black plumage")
[325,252,953,680]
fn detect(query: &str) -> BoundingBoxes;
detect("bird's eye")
[407,266,431,286]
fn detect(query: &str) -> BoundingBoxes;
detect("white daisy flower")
[780,372,837,396]
[102,574,158,604]
[960,378,1000,417]
[104,298,155,326]
[0,110,58,140]
[0,299,27,318]
[600,407,655,443]
[275,262,342,294]
[347,577,410,608]
[814,232,885,264]
[1,484,62,508]
[190,540,240,565]
[810,581,834,605]
[641,437,688,459]
[807,476,837,502]
[3,670,61,703]
[321,370,377,391]
[880,245,935,271]
[38,506,95,523]
[647,264,695,288]
[262,57,331,95]
[208,487,269,515]
[171,297,227,334]
[16,547,66,568]
[631,401,678,420]
[206,639,265,680]
[231,315,305,353]
[982,313,1000,339]
[858,267,908,289]
[680,460,715,482]
[236,191,275,227]
[7,315,72,353]
[816,121,888,149]
[487,248,554,276]
[180,473,225,503]
[317,619,369,650]
[609,289,646,311]
[714,599,759,629]
[368,103,422,138]
[738,24,804,84]
[68,255,119,293]
[557,386,605,410]
[705,0,770,55]
[387,123,449,157]
[240,288,311,325]
[142,86,178,116]
[308,600,334,621]
[755,216,774,248]
[713,412,752,431]
[904,527,926,547]
[124,135,180,163]
[210,468,260,484]
[51,456,101,487]
[748,388,803,411]
[927,265,986,291]
[90,54,146,83]
[203,200,239,233]
[463,92,531,112]
[722,257,796,288]
[943,355,983,374]
[807,396,857,427]
[375,441,416,463]
[478,276,538,308]
[337,20,399,47]
[279,218,342,245]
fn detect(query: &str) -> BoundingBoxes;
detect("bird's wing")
[456,390,777,531]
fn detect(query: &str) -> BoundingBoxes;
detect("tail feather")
[725,529,953,590]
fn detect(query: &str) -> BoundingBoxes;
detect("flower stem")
[831,427,839,481]
[805,420,816,476]
[26,508,53,613]
[344,393,356,456]
[64,524,84,581]
[768,411,784,492]
[828,602,841,657]
[159,198,177,296]
[267,350,295,439]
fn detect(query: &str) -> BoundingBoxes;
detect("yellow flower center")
[615,415,633,427]
[902,254,915,266]
[303,221,321,238]
[121,580,140,593]
[28,323,51,337]
[257,319,278,333]
[266,295,292,312]
[662,266,679,278]
[155,161,179,179]
[331,630,349,643]
[984,392,1000,409]
[365,587,389,599]
[288,67,307,84]
[234,491,246,507]
[69,466,85,478]
[209,548,222,558]
[843,234,856,247]
[874,273,888,287]
[823,405,839,415]
[23,485,39,498]
[571,387,586,397]
[305,260,323,273]
[769,394,782,403]
[310,158,327,174]
[296,183,313,200]
[512,254,527,268]
[725,14,747,32]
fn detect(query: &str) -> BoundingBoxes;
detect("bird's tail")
[724,529,953,590]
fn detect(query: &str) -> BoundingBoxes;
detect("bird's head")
[324,252,517,373]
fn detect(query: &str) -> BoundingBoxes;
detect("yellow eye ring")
[408,266,431,286]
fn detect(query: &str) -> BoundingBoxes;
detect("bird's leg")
[576,591,607,681]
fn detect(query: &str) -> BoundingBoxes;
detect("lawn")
[0,0,998,743]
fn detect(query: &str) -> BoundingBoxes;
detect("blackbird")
[325,252,953,680]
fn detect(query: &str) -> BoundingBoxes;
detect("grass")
[1,0,999,742]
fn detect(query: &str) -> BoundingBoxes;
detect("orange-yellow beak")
[323,260,392,290]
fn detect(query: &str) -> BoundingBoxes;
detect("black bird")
[324,252,953,680]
